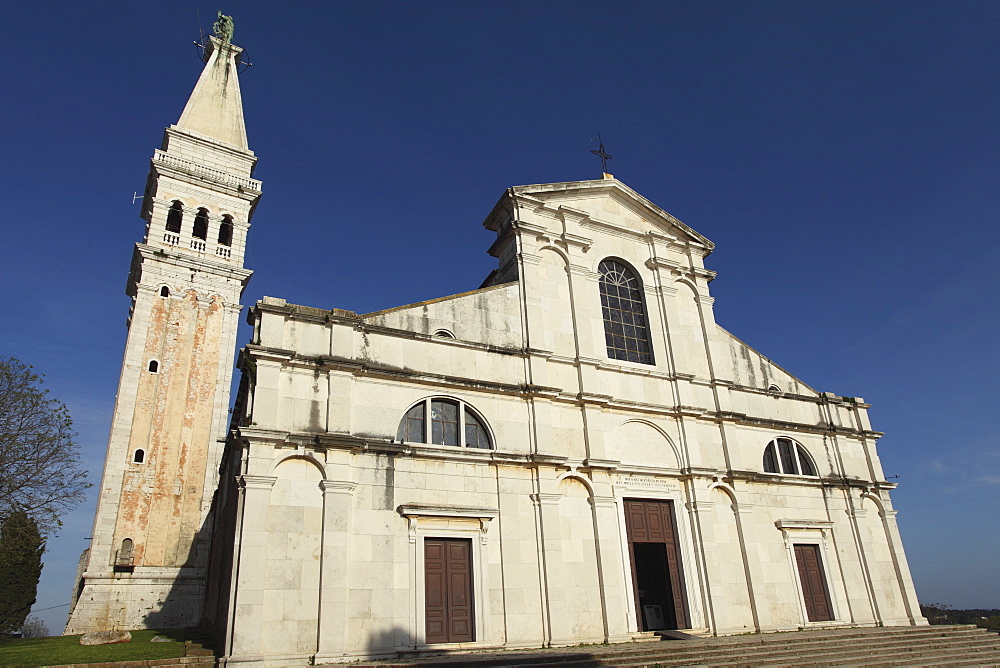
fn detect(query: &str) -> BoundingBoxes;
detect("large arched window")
[396,398,492,449]
[599,259,653,364]
[763,437,817,476]
[165,201,183,233]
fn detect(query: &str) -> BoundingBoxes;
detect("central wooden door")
[794,543,833,622]
[624,499,688,630]
[425,538,474,643]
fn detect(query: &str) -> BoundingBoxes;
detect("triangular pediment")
[507,178,714,252]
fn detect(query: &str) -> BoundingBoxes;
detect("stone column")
[590,495,632,642]
[733,503,762,633]
[225,474,276,662]
[880,506,926,625]
[316,480,357,659]
[683,496,716,633]
[531,492,562,646]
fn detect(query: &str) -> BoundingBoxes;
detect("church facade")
[67,30,925,667]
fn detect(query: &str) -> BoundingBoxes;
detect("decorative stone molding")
[530,493,561,506]
[582,458,620,471]
[528,453,571,468]
[319,480,356,494]
[775,519,834,537]
[590,495,617,508]
[397,504,499,546]
[238,475,276,489]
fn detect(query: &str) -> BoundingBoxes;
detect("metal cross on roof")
[590,135,612,174]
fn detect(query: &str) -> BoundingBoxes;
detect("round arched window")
[763,437,817,476]
[396,398,492,449]
[598,259,653,364]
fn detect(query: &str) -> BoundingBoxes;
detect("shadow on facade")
[140,511,219,633]
[365,626,418,660]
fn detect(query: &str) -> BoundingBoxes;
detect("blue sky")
[1,1,998,633]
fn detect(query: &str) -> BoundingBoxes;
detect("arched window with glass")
[763,437,817,476]
[598,259,653,364]
[396,398,492,449]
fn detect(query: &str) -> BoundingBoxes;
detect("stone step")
[656,645,1000,668]
[493,636,1000,667]
[581,639,1000,668]
[44,658,215,668]
[888,657,1000,668]
[712,636,991,657]
[581,646,1000,668]
[598,634,998,660]
[354,627,1000,668]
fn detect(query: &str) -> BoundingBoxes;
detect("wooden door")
[624,499,688,629]
[425,538,474,643]
[794,543,833,622]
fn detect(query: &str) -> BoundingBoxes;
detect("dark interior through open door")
[624,499,688,630]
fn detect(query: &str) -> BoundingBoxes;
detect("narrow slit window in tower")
[116,538,134,567]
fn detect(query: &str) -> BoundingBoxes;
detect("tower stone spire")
[177,36,249,149]
[66,26,261,634]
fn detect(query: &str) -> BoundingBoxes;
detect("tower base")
[65,570,205,634]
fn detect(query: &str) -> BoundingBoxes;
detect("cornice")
[163,126,257,162]
[775,519,834,531]
[397,504,499,521]
[134,244,252,282]
[233,427,291,444]
[580,458,620,471]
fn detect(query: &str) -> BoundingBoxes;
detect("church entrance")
[424,538,474,643]
[624,499,688,630]
[794,544,833,622]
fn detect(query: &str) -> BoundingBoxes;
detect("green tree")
[0,511,44,635]
[0,356,89,535]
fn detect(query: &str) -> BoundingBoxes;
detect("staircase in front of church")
[362,625,1000,667]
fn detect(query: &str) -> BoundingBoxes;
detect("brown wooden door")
[624,499,688,630]
[425,538,474,643]
[794,544,833,622]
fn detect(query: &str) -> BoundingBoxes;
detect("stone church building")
[66,30,925,666]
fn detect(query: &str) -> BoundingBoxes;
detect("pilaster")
[316,480,358,659]
[589,495,631,642]
[225,475,276,661]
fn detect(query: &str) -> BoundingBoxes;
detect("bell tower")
[66,25,261,633]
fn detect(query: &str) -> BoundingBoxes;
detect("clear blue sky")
[2,1,997,633]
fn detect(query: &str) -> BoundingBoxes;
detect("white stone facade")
[71,29,925,667]
[209,178,925,665]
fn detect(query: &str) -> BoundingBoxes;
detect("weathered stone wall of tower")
[116,289,226,567]
[66,35,259,634]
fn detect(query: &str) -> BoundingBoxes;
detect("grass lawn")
[0,629,187,667]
